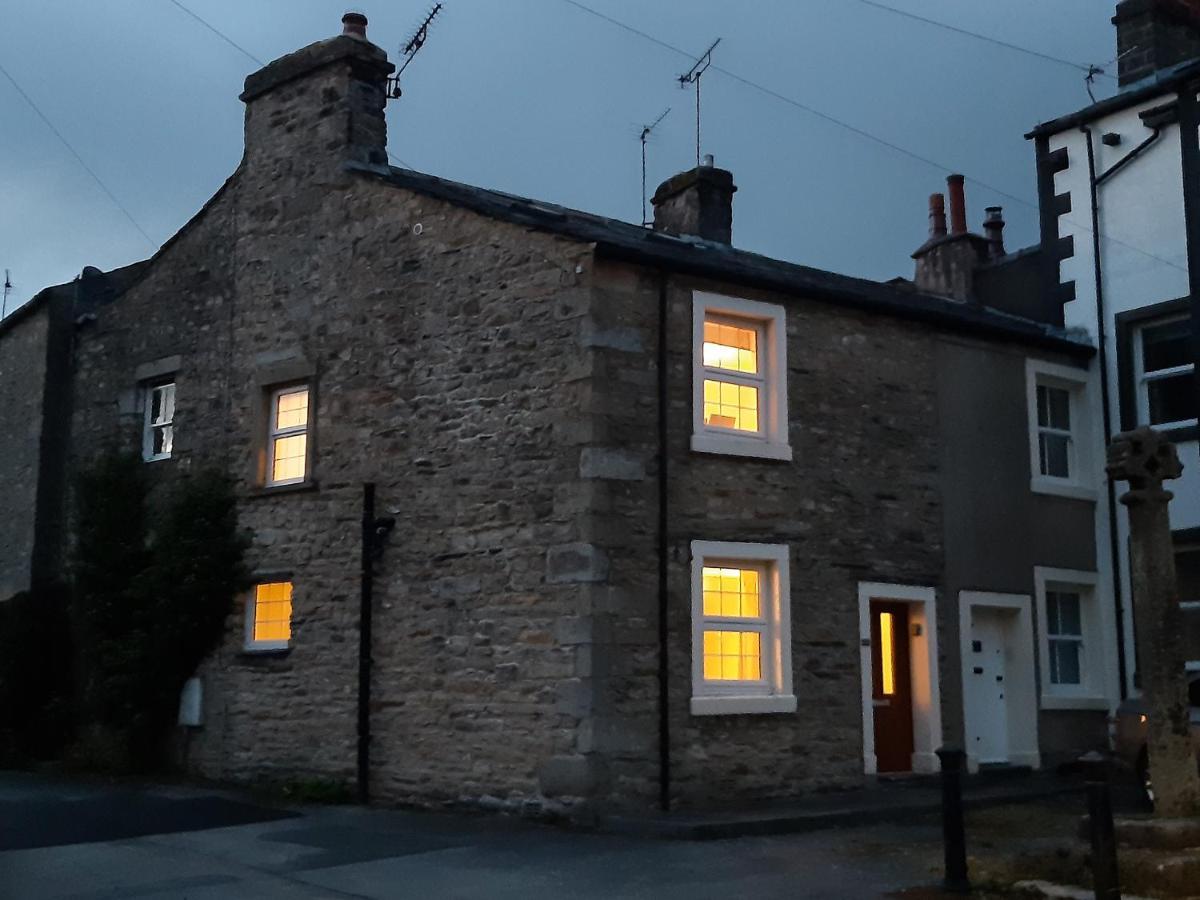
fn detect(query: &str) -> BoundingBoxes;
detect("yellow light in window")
[254,582,292,643]
[276,389,309,430]
[701,566,761,618]
[703,379,759,432]
[702,629,761,681]
[272,434,307,482]
[880,611,896,696]
[703,320,758,374]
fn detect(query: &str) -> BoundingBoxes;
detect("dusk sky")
[1,1,1119,314]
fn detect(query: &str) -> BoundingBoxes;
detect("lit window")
[268,386,309,486]
[1045,590,1083,686]
[691,541,795,715]
[1134,316,1195,430]
[143,382,175,462]
[1025,360,1093,500]
[1035,568,1108,709]
[692,293,791,461]
[245,581,292,651]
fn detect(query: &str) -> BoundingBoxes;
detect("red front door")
[871,600,915,773]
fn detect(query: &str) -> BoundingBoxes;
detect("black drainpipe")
[656,272,671,813]
[1082,125,1140,700]
[358,482,376,804]
[1177,90,1200,460]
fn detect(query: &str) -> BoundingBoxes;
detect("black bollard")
[935,746,970,893]
[1080,751,1120,900]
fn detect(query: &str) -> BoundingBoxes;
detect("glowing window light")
[253,582,292,643]
[702,630,762,681]
[703,321,758,374]
[880,611,896,696]
[269,386,309,485]
[701,566,761,618]
[703,379,759,432]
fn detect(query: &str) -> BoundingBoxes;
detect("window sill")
[691,433,793,462]
[248,480,319,498]
[690,694,797,716]
[1029,476,1097,502]
[143,454,172,464]
[240,646,291,660]
[1039,694,1110,711]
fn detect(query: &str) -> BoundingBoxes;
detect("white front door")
[968,608,1010,764]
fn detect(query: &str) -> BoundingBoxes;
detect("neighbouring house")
[1026,0,1200,693]
[0,12,1111,815]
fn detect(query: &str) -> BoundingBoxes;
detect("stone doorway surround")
[858,582,942,775]
[957,591,1041,773]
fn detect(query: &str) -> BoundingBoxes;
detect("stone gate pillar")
[1107,427,1200,817]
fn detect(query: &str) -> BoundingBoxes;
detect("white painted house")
[1027,0,1200,696]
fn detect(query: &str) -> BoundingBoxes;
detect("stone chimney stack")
[912,175,992,302]
[1113,0,1200,87]
[239,12,396,176]
[651,155,737,244]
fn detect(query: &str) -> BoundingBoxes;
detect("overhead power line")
[165,0,415,170]
[166,0,264,65]
[556,0,1187,275]
[851,0,1116,80]
[0,61,156,248]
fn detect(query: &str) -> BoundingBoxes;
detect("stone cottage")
[0,14,1112,815]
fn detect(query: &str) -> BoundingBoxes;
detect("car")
[1112,671,1200,807]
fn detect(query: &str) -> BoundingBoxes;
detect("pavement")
[0,769,1069,899]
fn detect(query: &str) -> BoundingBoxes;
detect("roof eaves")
[1026,59,1200,139]
[346,162,1093,358]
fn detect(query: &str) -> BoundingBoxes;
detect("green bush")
[71,452,248,770]
[0,584,75,764]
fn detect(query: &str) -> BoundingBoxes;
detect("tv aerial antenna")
[678,38,720,168]
[387,4,443,100]
[2,270,12,319]
[640,107,671,226]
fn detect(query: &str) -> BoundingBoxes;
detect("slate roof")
[348,162,1093,358]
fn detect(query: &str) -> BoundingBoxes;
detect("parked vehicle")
[1113,672,1200,806]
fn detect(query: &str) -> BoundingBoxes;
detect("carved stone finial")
[1107,426,1184,492]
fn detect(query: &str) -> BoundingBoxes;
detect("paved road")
[0,772,946,899]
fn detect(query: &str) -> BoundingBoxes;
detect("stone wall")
[0,304,50,599]
[579,263,946,810]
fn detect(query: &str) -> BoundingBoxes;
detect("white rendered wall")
[1047,92,1197,695]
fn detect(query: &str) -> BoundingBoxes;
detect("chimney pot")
[701,154,715,168]
[342,11,368,39]
[947,174,967,235]
[928,193,947,240]
[984,206,1006,259]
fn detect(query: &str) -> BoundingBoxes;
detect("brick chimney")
[1113,0,1200,87]
[239,13,396,175]
[651,155,737,244]
[912,175,992,301]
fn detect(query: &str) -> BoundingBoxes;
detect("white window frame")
[691,292,792,462]
[1133,314,1197,431]
[267,385,310,487]
[1033,567,1108,710]
[244,582,292,653]
[690,540,795,715]
[142,381,176,462]
[1025,359,1095,500]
